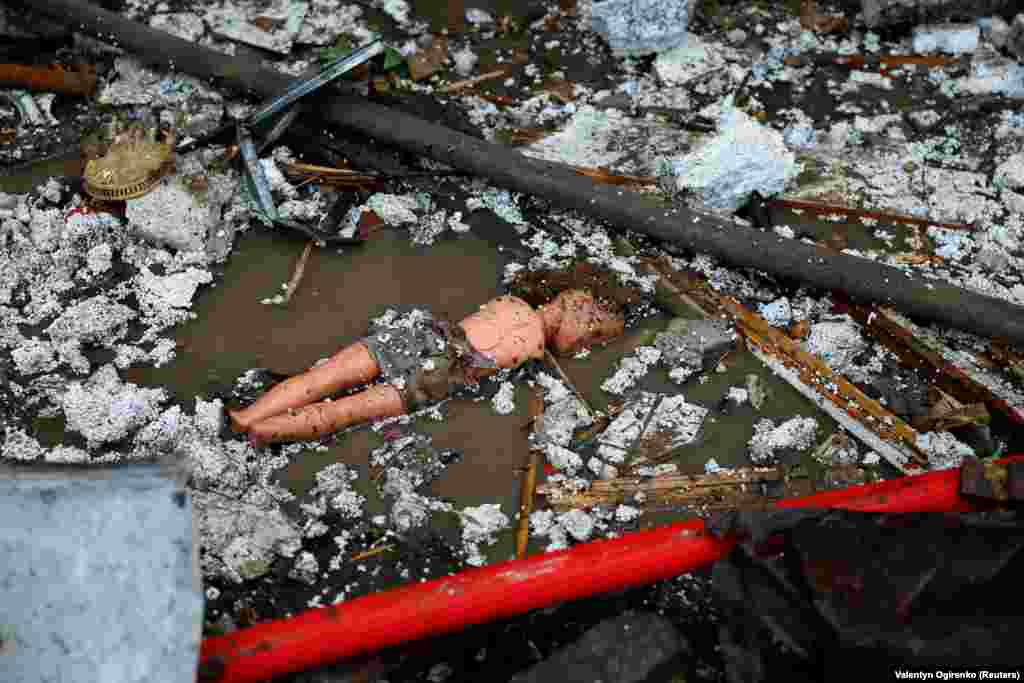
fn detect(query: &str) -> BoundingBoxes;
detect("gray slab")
[0,463,203,683]
[509,611,689,683]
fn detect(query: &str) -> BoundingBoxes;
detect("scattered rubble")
[661,104,799,211]
[459,503,509,566]
[596,392,708,466]
[5,0,1024,677]
[590,0,694,57]
[748,416,818,465]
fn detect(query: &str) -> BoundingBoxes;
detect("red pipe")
[198,456,1024,683]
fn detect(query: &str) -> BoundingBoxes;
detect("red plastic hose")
[198,455,1024,682]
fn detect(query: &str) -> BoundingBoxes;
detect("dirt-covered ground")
[2,0,1024,680]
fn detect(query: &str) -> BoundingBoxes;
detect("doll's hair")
[507,261,645,316]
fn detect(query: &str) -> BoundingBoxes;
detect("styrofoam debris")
[465,8,494,25]
[99,57,223,107]
[805,318,867,375]
[491,381,516,414]
[665,104,798,211]
[558,508,595,542]
[375,0,411,25]
[1008,14,1024,59]
[366,193,420,225]
[522,105,630,170]
[459,503,509,567]
[587,456,619,479]
[193,491,301,583]
[205,0,309,54]
[748,416,818,464]
[590,0,694,57]
[466,189,528,228]
[290,551,320,585]
[298,1,374,45]
[654,319,736,383]
[46,295,135,345]
[758,297,793,327]
[614,504,642,522]
[913,23,980,55]
[597,392,708,463]
[61,364,167,448]
[546,444,584,475]
[149,12,205,42]
[995,152,1024,191]
[928,226,975,262]
[601,345,661,394]
[725,387,748,406]
[653,34,722,86]
[534,394,592,448]
[977,15,1012,47]
[954,54,1024,98]
[704,457,724,474]
[529,509,568,551]
[11,339,59,375]
[135,268,213,311]
[310,463,365,518]
[85,243,113,274]
[452,46,478,77]
[811,434,860,466]
[125,178,221,253]
[915,431,974,470]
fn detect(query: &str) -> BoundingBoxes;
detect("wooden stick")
[516,388,546,560]
[438,69,507,93]
[283,241,314,304]
[515,451,538,560]
[544,349,593,418]
[349,544,395,562]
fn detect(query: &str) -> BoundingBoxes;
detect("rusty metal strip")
[848,304,1024,426]
[766,196,977,233]
[641,257,929,473]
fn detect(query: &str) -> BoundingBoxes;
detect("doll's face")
[549,290,625,355]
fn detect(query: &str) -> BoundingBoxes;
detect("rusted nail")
[0,63,97,97]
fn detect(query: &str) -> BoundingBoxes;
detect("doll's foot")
[227,409,251,434]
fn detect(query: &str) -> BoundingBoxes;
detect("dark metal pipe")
[22,0,1024,345]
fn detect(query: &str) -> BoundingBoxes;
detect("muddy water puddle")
[116,212,834,562]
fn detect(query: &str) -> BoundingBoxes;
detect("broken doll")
[231,284,625,445]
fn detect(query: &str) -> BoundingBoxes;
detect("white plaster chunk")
[916,431,974,470]
[805,318,867,375]
[45,295,136,345]
[136,267,213,311]
[61,364,167,448]
[459,503,510,567]
[597,392,708,462]
[912,23,980,55]
[748,416,818,464]
[193,491,302,583]
[148,12,205,42]
[666,105,798,211]
[205,0,310,54]
[11,338,58,375]
[125,179,216,252]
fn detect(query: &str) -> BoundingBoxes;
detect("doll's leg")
[246,383,405,446]
[230,342,381,432]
